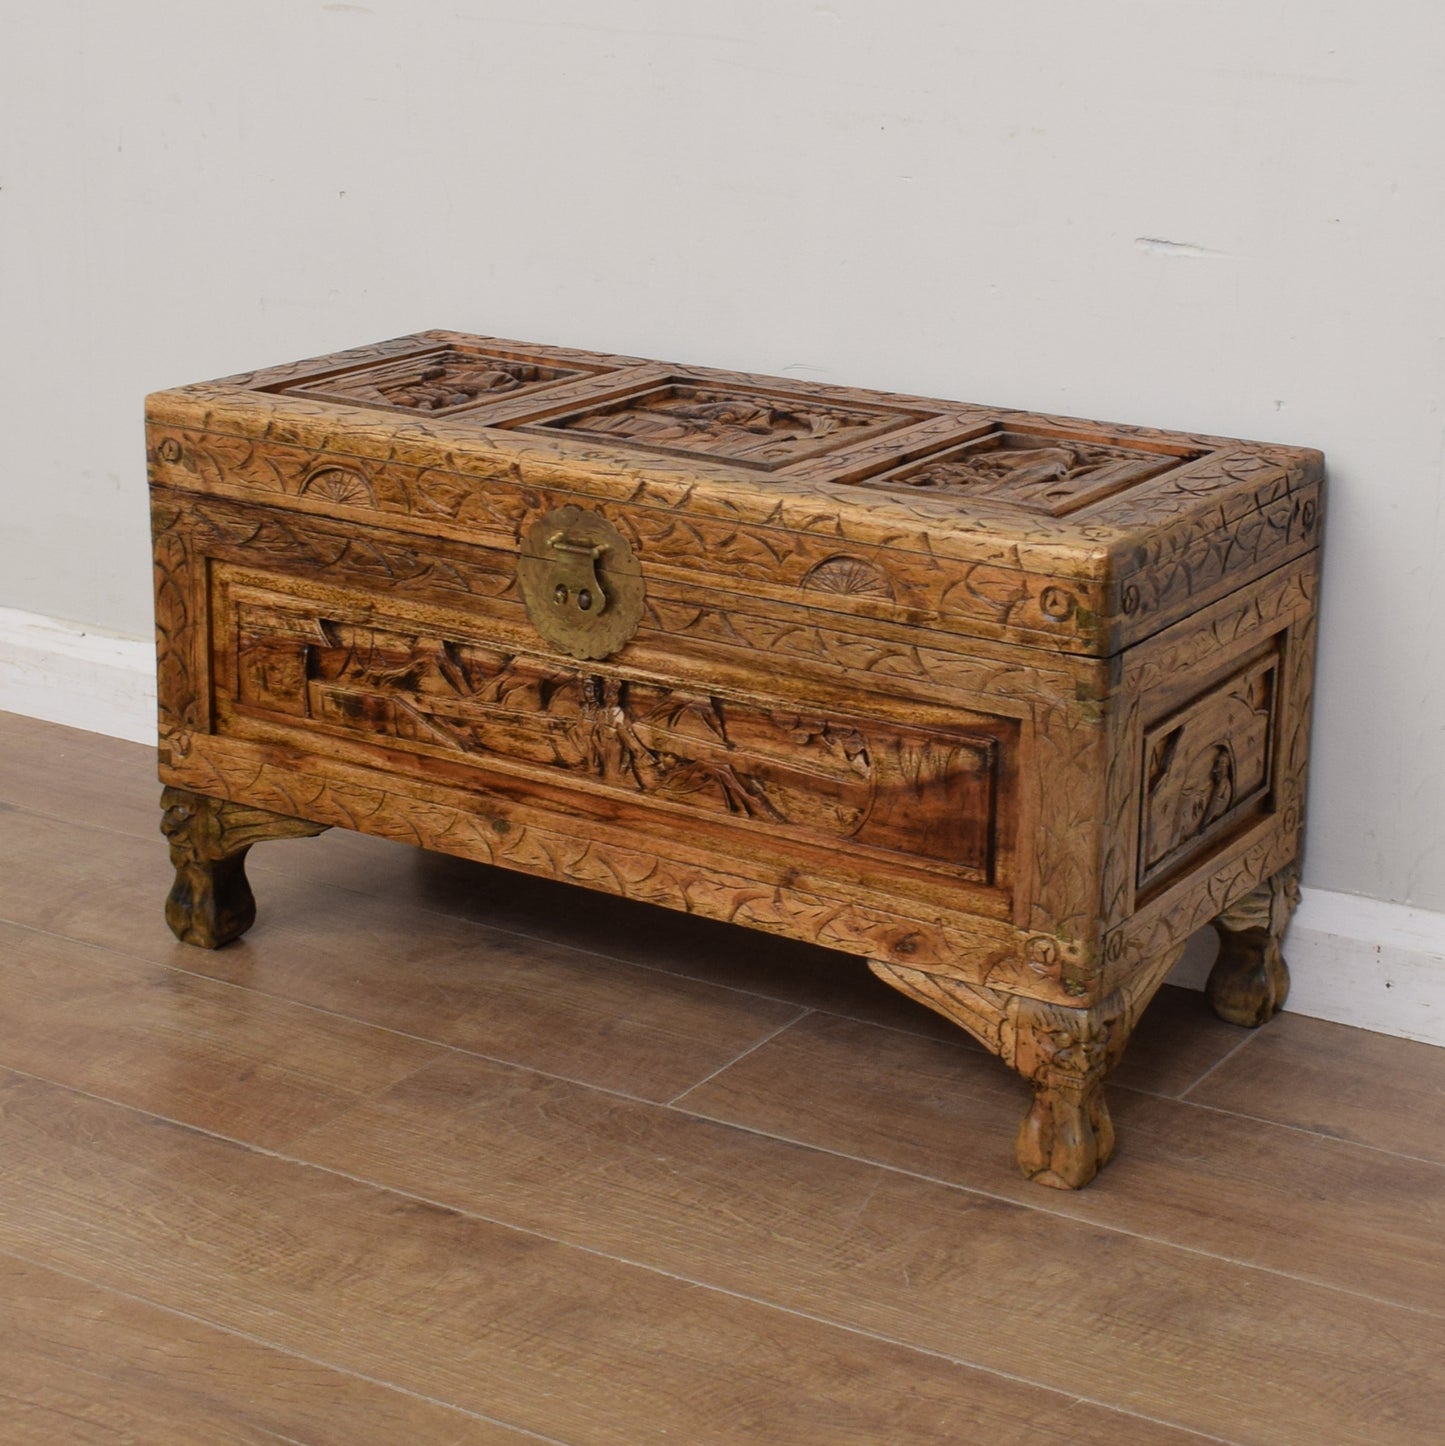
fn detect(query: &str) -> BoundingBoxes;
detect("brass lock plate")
[517,505,645,660]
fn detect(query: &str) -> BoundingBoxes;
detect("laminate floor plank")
[0,711,160,838]
[283,1049,1445,1445]
[265,834,1248,1082]
[0,809,803,1104]
[1185,1009,1445,1163]
[0,1071,1206,1446]
[0,1250,532,1445]
[1107,980,1252,1098]
[6,710,1442,1444]
[285,838,975,1040]
[0,919,445,1150]
[675,1011,1445,1314]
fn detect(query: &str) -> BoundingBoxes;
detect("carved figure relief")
[1140,652,1277,890]
[528,381,923,469]
[228,593,1003,877]
[862,427,1200,516]
[276,345,593,415]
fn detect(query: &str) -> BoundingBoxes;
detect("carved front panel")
[859,426,1203,515]
[269,344,607,415]
[222,580,1009,881]
[1138,649,1278,892]
[520,379,933,470]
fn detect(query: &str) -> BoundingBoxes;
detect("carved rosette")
[801,555,896,601]
[301,465,375,506]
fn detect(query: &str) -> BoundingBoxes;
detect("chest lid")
[145,329,1323,657]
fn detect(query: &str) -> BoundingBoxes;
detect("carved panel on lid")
[518,378,935,470]
[858,425,1207,515]
[268,344,606,415]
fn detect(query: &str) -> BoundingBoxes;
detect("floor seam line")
[1178,1029,1261,1099]
[665,1009,813,1106]
[0,1241,577,1446]
[6,1061,1441,1327]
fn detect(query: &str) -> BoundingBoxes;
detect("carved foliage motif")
[1023,698,1107,949]
[228,594,1004,877]
[152,433,1114,644]
[152,504,204,734]
[526,381,924,469]
[186,499,517,603]
[1113,485,1312,648]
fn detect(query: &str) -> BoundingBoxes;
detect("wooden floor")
[1,712,1442,1444]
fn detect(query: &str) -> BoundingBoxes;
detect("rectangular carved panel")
[1138,648,1278,892]
[223,583,1009,882]
[268,343,607,415]
[858,425,1204,515]
[518,378,935,470]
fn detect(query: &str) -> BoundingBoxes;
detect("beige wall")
[2,0,1442,911]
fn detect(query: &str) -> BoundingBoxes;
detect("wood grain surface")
[3,713,1443,1443]
[147,334,1323,1193]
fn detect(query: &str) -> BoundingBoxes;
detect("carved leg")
[160,786,328,948]
[1207,863,1300,1027]
[871,944,1185,1189]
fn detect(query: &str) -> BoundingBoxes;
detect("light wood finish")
[1185,1008,1445,1164]
[676,1011,1445,1315]
[0,809,805,1106]
[0,1253,527,1445]
[3,714,1442,1443]
[147,332,1323,1184]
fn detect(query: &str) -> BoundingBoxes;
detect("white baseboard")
[0,606,157,746]
[3,607,1442,1046]
[1167,890,1445,1046]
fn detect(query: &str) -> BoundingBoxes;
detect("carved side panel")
[1097,553,1319,994]
[220,578,1011,882]
[1138,650,1277,892]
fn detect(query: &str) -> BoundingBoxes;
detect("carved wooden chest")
[147,331,1322,1188]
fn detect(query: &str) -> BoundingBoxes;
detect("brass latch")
[518,505,645,660]
[544,532,610,621]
